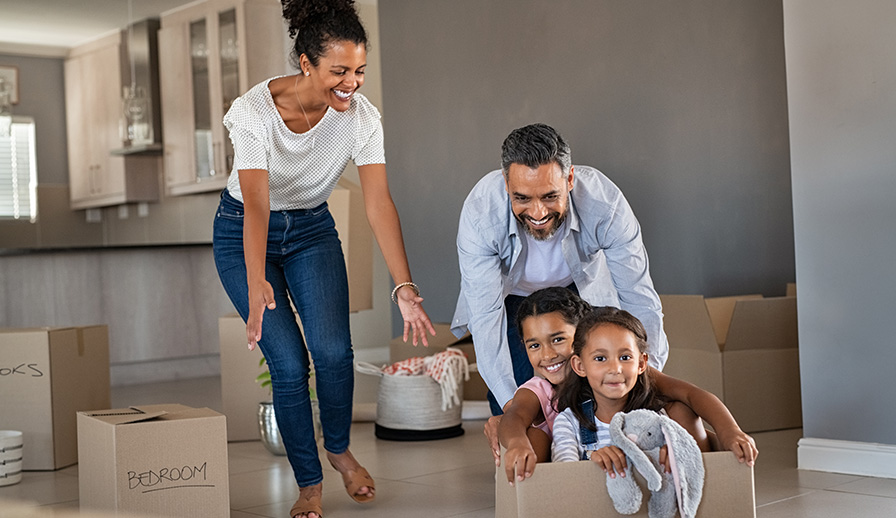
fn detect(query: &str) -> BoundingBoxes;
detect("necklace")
[293,73,316,148]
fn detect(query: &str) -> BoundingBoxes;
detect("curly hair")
[281,0,368,69]
[553,307,666,432]
[514,287,591,346]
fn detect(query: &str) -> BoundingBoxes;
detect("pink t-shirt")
[516,377,559,438]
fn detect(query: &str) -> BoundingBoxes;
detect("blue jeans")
[213,190,354,488]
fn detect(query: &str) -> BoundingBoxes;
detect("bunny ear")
[609,412,626,442]
[660,416,705,518]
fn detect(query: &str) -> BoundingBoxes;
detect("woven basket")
[356,362,464,441]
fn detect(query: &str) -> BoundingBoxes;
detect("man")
[452,123,668,418]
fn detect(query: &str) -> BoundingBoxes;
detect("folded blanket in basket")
[382,348,470,411]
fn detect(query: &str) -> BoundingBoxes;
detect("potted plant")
[256,358,322,456]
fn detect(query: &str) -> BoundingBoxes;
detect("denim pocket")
[217,204,244,220]
[309,202,329,217]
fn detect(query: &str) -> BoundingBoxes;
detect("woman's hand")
[246,278,276,351]
[395,285,436,346]
[590,445,628,478]
[504,443,538,485]
[717,427,759,467]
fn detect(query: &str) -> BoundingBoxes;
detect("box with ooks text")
[0,325,110,470]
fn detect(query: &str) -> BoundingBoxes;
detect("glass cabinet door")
[218,8,239,173]
[190,18,215,179]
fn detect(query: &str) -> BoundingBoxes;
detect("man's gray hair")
[501,123,572,176]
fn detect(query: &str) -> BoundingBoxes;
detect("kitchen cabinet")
[64,32,160,210]
[159,0,283,196]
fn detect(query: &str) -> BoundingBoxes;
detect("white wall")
[784,0,896,474]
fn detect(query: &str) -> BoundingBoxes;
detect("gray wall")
[379,0,795,327]
[0,54,68,184]
[784,0,896,445]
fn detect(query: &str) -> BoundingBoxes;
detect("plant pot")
[257,400,322,456]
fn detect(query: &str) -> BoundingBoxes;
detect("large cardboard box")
[330,178,373,313]
[0,326,110,470]
[660,294,801,433]
[496,451,755,517]
[77,404,230,517]
[389,323,489,400]
[219,314,270,442]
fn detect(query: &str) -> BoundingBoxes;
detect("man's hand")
[484,415,502,465]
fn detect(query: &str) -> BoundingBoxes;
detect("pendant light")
[120,0,151,146]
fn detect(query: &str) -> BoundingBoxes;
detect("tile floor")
[2,375,896,517]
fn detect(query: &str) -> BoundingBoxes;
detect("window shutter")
[0,117,37,221]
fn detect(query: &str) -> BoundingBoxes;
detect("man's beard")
[516,211,566,241]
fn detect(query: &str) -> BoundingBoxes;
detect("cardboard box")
[496,451,755,517]
[660,294,801,433]
[219,314,270,442]
[330,178,373,313]
[389,323,489,400]
[0,326,110,470]
[77,404,230,517]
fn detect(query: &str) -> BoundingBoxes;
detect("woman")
[212,1,435,517]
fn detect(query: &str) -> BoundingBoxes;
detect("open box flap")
[79,407,168,425]
[704,295,763,350]
[659,295,719,353]
[724,296,798,351]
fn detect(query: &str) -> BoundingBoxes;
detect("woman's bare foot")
[326,449,375,502]
[290,483,322,518]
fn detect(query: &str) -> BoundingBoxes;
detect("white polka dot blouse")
[223,76,385,211]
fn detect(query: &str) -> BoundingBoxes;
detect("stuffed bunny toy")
[606,409,705,518]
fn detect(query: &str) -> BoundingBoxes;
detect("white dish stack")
[0,430,23,486]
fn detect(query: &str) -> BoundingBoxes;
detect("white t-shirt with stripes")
[223,77,385,211]
[551,406,613,462]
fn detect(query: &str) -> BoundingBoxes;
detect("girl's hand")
[504,444,538,485]
[590,446,628,478]
[246,279,276,351]
[395,285,436,346]
[658,445,672,473]
[718,428,759,467]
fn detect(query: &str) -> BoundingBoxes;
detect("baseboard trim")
[798,437,896,479]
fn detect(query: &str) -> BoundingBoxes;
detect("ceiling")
[0,0,199,56]
[0,0,378,57]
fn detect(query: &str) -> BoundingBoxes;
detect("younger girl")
[551,307,756,477]
[499,288,757,484]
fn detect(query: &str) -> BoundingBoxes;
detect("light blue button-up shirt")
[451,166,668,407]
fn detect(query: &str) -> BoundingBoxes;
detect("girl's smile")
[521,312,576,385]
